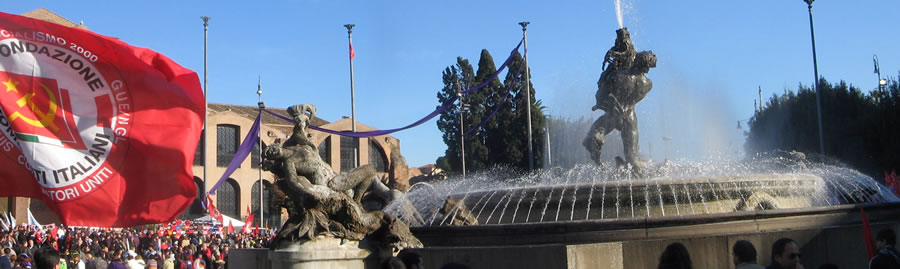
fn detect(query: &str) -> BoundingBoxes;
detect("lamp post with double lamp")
[803,0,825,155]
[257,76,265,229]
[456,77,467,179]
[874,55,886,94]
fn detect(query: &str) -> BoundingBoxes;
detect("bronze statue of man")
[584,29,656,176]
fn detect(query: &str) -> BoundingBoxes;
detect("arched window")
[178,177,205,219]
[252,142,266,169]
[340,136,358,172]
[217,124,240,167]
[251,180,281,227]
[29,199,58,224]
[216,178,240,218]
[369,140,387,173]
[318,136,331,165]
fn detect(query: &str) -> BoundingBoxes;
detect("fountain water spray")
[393,158,899,226]
[615,0,625,29]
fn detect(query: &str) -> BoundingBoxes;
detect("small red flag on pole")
[350,42,356,59]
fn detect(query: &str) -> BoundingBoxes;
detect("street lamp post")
[519,21,534,171]
[257,76,265,229]
[200,16,210,207]
[344,24,359,168]
[456,77,466,179]
[803,0,825,155]
[874,55,885,94]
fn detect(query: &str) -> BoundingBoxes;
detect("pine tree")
[504,51,546,170]
[437,49,548,173]
[473,49,510,168]
[435,57,475,174]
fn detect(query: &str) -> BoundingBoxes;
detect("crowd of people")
[0,220,273,269]
[1,223,896,269]
[654,228,900,269]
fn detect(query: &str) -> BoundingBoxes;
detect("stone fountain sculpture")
[584,27,657,177]
[262,104,421,267]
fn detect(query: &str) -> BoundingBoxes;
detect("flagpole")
[201,16,210,209]
[344,24,358,168]
[519,21,534,171]
[256,76,264,229]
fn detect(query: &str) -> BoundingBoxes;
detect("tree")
[504,51,546,170]
[745,74,900,181]
[474,49,512,169]
[436,49,548,173]
[435,57,476,174]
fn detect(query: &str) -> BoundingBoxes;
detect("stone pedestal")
[270,237,371,269]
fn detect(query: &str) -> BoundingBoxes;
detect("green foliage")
[435,50,547,173]
[503,51,546,169]
[435,57,475,174]
[746,74,900,178]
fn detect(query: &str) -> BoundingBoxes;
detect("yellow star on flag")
[3,78,19,94]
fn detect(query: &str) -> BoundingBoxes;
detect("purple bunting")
[265,38,525,138]
[208,113,261,195]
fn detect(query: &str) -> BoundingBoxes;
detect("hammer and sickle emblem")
[9,82,60,132]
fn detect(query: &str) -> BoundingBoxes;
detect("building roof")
[208,103,330,134]
[22,8,89,30]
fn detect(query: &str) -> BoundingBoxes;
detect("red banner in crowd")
[206,196,223,223]
[0,12,203,227]
[242,206,254,234]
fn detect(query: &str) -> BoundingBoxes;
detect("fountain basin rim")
[413,202,899,232]
[411,202,900,247]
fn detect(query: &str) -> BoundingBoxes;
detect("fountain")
[388,3,900,267]
[396,157,899,268]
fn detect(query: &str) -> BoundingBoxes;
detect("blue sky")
[10,1,900,167]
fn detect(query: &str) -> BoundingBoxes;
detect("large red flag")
[0,12,203,227]
[226,219,234,234]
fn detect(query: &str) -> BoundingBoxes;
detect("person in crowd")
[124,254,143,269]
[162,254,175,269]
[767,238,804,269]
[658,242,693,269]
[146,253,158,269]
[106,255,125,269]
[1,248,13,269]
[33,247,61,269]
[87,252,106,269]
[7,254,16,269]
[870,228,900,269]
[733,240,764,269]
[14,253,31,269]
[69,254,84,269]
